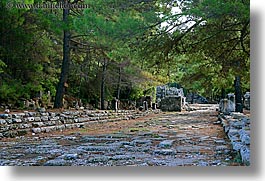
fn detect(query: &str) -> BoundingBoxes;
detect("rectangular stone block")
[160,96,182,112]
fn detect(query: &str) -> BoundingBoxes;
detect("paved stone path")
[0,104,243,166]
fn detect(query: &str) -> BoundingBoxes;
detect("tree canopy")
[0,0,250,109]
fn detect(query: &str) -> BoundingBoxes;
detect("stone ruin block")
[186,93,208,104]
[145,96,152,109]
[160,96,182,112]
[219,98,235,115]
[152,103,157,110]
[136,96,152,110]
[156,84,186,111]
[156,86,184,100]
[227,93,235,104]
[244,92,250,110]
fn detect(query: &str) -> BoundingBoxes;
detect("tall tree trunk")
[234,76,243,112]
[166,54,170,82]
[116,66,121,100]
[100,58,107,110]
[221,88,226,99]
[54,4,70,108]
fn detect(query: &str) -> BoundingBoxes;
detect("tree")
[54,0,71,108]
[65,0,163,107]
[183,0,250,107]
[0,0,60,106]
[139,0,250,102]
[0,0,250,110]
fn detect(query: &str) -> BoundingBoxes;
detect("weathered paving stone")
[41,116,49,121]
[0,114,9,119]
[21,124,31,129]
[0,126,9,132]
[34,117,41,122]
[199,136,210,142]
[32,122,44,127]
[117,141,131,146]
[131,139,151,145]
[147,159,167,166]
[158,140,174,148]
[214,139,226,145]
[49,112,56,117]
[241,117,250,125]
[127,147,150,152]
[17,130,28,136]
[25,117,35,122]
[153,149,176,155]
[240,146,250,164]
[83,146,120,152]
[44,159,71,166]
[211,160,222,166]
[198,161,209,166]
[230,121,243,129]
[240,134,250,145]
[239,129,250,145]
[87,156,110,163]
[32,128,41,133]
[12,118,22,123]
[231,141,243,151]
[6,119,13,124]
[215,145,228,151]
[0,119,7,124]
[80,136,120,142]
[228,128,240,139]
[111,155,133,161]
[229,135,240,142]
[49,117,59,121]
[58,153,78,160]
[176,145,204,152]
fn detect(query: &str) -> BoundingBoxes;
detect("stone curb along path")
[0,109,159,138]
[218,112,250,165]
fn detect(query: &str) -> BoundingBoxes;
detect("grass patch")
[228,151,244,165]
[128,127,149,132]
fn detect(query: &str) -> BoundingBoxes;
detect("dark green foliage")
[0,0,60,107]
[0,0,249,108]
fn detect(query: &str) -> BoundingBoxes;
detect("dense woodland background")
[0,0,250,109]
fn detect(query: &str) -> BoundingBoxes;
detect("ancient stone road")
[0,105,243,166]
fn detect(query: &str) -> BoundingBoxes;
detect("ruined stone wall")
[156,86,184,101]
[218,112,250,165]
[0,110,155,138]
[243,92,250,110]
[159,97,182,112]
[219,99,235,114]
